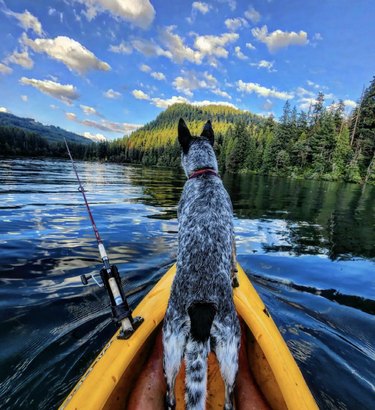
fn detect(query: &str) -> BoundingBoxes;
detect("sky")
[0,0,374,141]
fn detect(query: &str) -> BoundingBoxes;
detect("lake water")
[0,158,374,409]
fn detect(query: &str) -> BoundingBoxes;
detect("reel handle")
[80,274,92,285]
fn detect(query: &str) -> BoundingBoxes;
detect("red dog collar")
[188,168,220,179]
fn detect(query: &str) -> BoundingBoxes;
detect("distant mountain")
[0,112,94,145]
[124,103,263,150]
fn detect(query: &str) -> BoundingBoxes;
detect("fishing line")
[64,139,143,339]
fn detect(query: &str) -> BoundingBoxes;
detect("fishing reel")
[81,266,143,340]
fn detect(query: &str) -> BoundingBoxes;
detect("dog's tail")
[185,303,216,409]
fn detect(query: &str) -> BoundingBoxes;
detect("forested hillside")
[0,126,90,158]
[1,77,374,184]
[92,76,375,183]
[0,112,91,145]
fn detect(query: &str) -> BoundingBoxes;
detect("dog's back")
[163,119,240,410]
[174,173,234,309]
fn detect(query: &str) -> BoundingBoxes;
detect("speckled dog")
[162,119,240,410]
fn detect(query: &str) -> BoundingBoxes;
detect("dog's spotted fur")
[162,119,240,410]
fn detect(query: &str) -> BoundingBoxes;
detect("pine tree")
[226,121,249,173]
[350,76,375,178]
[332,125,352,178]
[333,100,345,133]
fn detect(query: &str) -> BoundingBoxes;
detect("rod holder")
[100,265,143,340]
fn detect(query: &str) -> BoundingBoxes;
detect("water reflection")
[0,159,374,410]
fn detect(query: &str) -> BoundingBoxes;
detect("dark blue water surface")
[0,158,374,409]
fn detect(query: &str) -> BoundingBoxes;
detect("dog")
[162,118,240,410]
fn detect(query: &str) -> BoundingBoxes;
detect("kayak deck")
[60,264,318,410]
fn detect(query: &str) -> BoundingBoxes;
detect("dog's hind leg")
[212,318,240,410]
[162,311,187,409]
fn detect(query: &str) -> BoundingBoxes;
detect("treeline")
[0,126,90,159]
[218,94,373,183]
[94,77,375,183]
[1,77,374,184]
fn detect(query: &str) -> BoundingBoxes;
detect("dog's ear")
[178,118,191,154]
[201,120,214,146]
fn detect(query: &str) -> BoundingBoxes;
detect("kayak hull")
[60,264,318,410]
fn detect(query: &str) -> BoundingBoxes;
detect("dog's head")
[178,118,218,177]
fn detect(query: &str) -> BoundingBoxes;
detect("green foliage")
[332,125,352,178]
[0,125,92,159]
[350,76,375,178]
[2,75,375,185]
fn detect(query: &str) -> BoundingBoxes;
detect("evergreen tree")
[350,76,375,178]
[226,122,249,173]
[332,125,352,178]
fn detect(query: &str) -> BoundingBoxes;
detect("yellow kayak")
[59,264,318,410]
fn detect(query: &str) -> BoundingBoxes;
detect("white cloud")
[131,28,239,66]
[244,7,261,23]
[151,95,188,108]
[192,2,210,14]
[194,32,239,59]
[237,80,293,100]
[151,71,166,81]
[252,25,309,52]
[83,131,106,142]
[343,99,357,109]
[65,112,77,121]
[20,77,79,104]
[0,62,13,74]
[296,86,315,97]
[152,96,237,109]
[132,89,150,100]
[66,112,142,134]
[0,107,8,113]
[22,34,110,74]
[172,70,218,97]
[21,95,28,102]
[313,33,323,41]
[245,42,256,50]
[298,97,316,111]
[159,26,202,64]
[211,88,231,99]
[109,41,132,54]
[262,99,273,111]
[131,88,236,109]
[76,0,155,29]
[48,7,64,23]
[103,89,121,99]
[131,38,172,59]
[250,59,276,72]
[5,50,33,69]
[234,46,247,60]
[225,17,248,31]
[306,80,328,90]
[140,63,151,72]
[219,0,236,11]
[80,104,101,116]
[3,7,44,35]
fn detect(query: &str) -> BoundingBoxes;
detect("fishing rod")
[64,139,143,339]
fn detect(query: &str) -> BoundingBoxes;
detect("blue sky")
[0,0,374,141]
